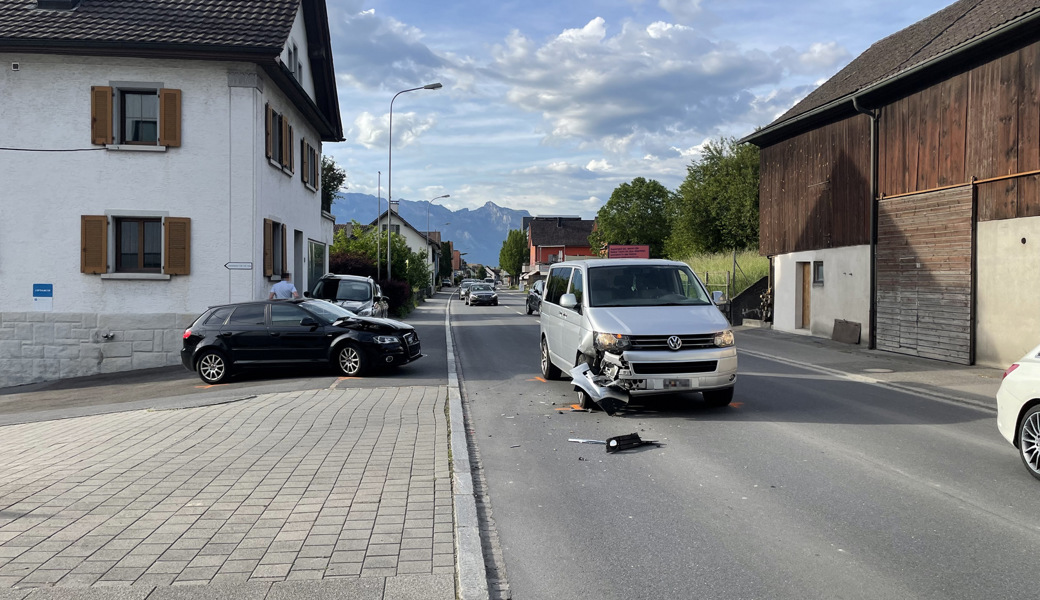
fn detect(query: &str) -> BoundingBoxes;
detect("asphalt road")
[452,290,1040,600]
[0,297,450,425]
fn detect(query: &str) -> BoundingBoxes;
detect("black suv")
[307,273,389,318]
[181,299,421,384]
[526,279,544,314]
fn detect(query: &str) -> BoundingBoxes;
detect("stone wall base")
[0,311,196,388]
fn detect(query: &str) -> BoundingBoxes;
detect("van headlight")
[714,330,735,348]
[594,332,631,353]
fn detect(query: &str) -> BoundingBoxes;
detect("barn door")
[875,185,974,364]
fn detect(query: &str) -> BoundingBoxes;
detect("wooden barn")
[744,0,1040,367]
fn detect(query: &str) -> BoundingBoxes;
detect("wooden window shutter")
[263,218,274,277]
[280,118,290,168]
[281,224,287,274]
[90,86,113,145]
[301,139,309,185]
[265,104,273,159]
[81,215,108,274]
[163,217,190,275]
[288,124,295,172]
[158,88,182,147]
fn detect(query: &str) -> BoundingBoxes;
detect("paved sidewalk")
[736,325,1004,409]
[0,386,455,599]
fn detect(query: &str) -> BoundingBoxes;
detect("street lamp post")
[426,194,449,292]
[376,171,381,281]
[387,82,442,281]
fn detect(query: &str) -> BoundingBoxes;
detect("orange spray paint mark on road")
[528,377,547,383]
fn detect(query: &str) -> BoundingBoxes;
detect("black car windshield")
[301,300,357,323]
[587,264,711,307]
[316,280,371,302]
[471,284,493,292]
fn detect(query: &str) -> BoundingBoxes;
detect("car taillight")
[1003,363,1020,379]
[182,329,193,339]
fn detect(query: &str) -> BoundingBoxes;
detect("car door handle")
[269,332,281,336]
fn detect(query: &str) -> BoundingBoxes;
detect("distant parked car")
[526,279,544,315]
[997,343,1040,480]
[441,279,452,287]
[181,299,421,384]
[306,273,388,318]
[467,283,498,306]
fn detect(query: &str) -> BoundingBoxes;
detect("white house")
[0,0,344,387]
[372,208,442,291]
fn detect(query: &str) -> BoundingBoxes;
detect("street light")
[426,194,450,291]
[387,82,442,281]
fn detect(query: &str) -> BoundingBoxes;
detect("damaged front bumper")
[572,347,738,399]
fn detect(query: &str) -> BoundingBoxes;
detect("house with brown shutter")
[743,0,1040,368]
[520,217,597,286]
[0,0,343,387]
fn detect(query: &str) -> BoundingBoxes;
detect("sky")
[322,0,954,218]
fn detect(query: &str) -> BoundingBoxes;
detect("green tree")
[321,155,347,213]
[667,137,759,255]
[589,177,675,258]
[439,240,454,280]
[498,229,527,279]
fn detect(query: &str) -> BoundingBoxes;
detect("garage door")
[875,185,974,364]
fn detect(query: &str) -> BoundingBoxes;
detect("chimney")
[557,217,562,228]
[37,0,82,9]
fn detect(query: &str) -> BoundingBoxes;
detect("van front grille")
[628,334,716,351]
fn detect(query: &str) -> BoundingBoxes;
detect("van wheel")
[575,355,599,410]
[540,338,561,380]
[702,387,734,407]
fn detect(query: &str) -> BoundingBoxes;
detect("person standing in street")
[269,272,299,299]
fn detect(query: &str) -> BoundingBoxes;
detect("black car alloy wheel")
[197,350,229,384]
[337,343,368,377]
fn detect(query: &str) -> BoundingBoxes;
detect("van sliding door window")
[545,268,572,305]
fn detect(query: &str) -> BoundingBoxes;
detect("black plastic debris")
[605,432,658,453]
[568,433,659,453]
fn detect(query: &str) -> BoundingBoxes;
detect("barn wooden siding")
[758,114,872,256]
[875,186,974,364]
[760,40,1040,258]
[878,39,1040,220]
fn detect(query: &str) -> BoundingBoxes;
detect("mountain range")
[330,193,530,266]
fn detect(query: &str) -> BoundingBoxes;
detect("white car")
[996,343,1040,480]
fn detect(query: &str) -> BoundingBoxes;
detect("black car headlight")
[714,330,735,348]
[594,332,631,353]
[374,335,399,345]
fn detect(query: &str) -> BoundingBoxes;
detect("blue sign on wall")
[33,284,53,297]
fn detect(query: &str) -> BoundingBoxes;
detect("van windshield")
[316,280,371,302]
[587,264,711,307]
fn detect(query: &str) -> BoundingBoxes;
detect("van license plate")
[663,379,690,388]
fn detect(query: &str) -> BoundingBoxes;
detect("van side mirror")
[560,293,578,309]
[712,290,725,304]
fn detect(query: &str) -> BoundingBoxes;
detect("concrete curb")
[445,292,490,600]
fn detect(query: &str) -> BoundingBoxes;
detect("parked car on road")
[467,283,498,306]
[539,259,737,410]
[306,273,389,318]
[181,299,421,384]
[526,279,544,315]
[997,343,1040,480]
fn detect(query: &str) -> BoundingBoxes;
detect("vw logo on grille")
[666,335,682,350]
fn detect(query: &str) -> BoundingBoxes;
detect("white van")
[538,259,737,411]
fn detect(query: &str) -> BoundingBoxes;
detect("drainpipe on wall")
[852,95,879,350]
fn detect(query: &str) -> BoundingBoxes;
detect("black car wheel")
[702,387,734,407]
[336,343,368,377]
[1018,404,1040,480]
[525,301,533,315]
[196,350,230,384]
[540,337,561,380]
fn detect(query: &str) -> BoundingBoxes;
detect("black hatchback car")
[525,279,544,314]
[181,299,421,384]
